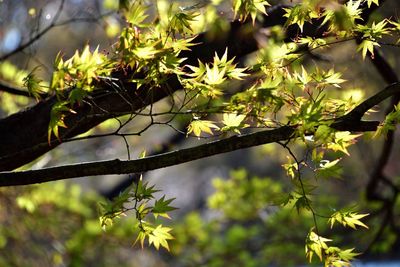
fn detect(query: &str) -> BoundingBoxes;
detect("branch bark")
[0,127,294,186]
[0,80,34,97]
[0,6,283,171]
[0,2,389,174]
[2,80,398,186]
[0,120,382,187]
[339,82,400,121]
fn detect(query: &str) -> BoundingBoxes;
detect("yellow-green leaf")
[148,225,174,251]
[187,120,219,137]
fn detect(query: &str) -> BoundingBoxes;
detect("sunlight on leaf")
[187,120,219,137]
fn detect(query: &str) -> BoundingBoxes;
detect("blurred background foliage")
[1,0,400,266]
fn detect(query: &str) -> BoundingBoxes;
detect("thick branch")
[339,82,400,121]
[1,70,398,186]
[0,3,388,172]
[0,118,379,187]
[0,74,182,171]
[0,119,382,187]
[3,79,399,186]
[101,130,186,199]
[366,50,399,203]
[0,126,294,186]
[0,6,283,171]
[0,80,32,97]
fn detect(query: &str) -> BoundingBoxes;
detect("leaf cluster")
[14,0,400,265]
[99,178,176,251]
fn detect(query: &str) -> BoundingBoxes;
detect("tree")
[1,0,400,266]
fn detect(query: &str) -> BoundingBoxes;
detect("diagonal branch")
[0,121,380,187]
[0,3,389,173]
[2,80,399,187]
[365,49,399,203]
[0,80,32,97]
[0,6,282,171]
[0,127,295,186]
[339,82,400,121]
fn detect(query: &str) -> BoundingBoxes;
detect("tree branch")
[0,120,381,187]
[0,3,389,172]
[365,48,399,204]
[0,73,182,171]
[0,126,293,186]
[338,82,400,121]
[3,79,399,186]
[101,128,187,199]
[0,6,283,171]
[0,80,32,97]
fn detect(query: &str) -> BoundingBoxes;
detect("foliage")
[0,184,139,266]
[99,176,176,251]
[2,0,400,266]
[171,169,371,266]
